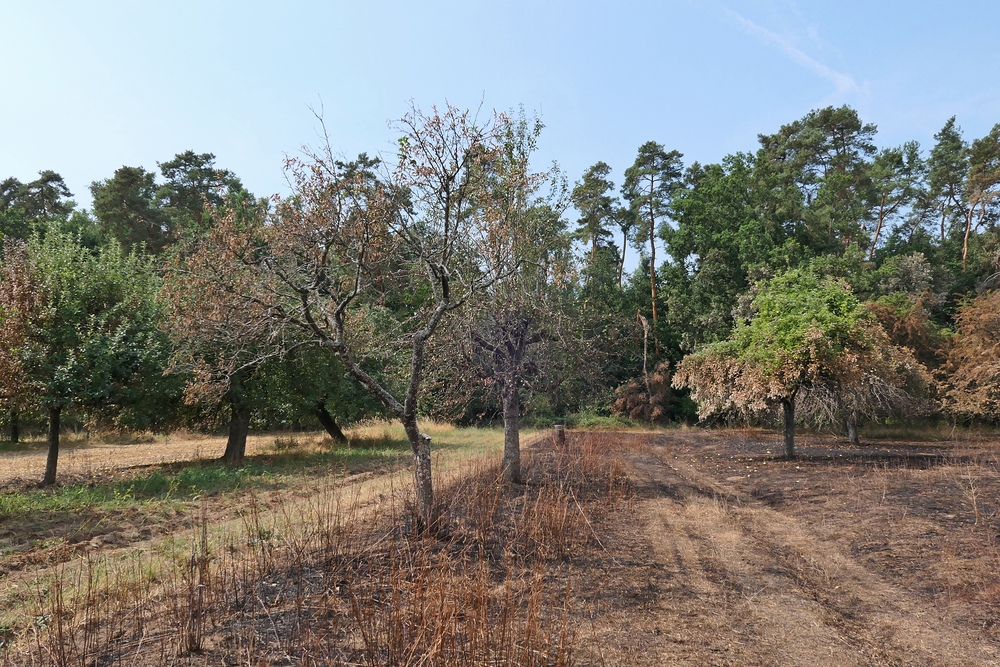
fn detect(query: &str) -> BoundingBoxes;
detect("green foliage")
[0,171,74,223]
[675,268,883,418]
[91,166,171,253]
[571,162,617,260]
[565,411,634,430]
[1,226,170,424]
[732,269,871,372]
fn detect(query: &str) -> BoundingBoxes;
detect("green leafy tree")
[867,142,924,259]
[673,269,928,457]
[961,123,1000,268]
[0,171,74,221]
[924,117,969,243]
[755,105,877,254]
[0,227,166,484]
[1,171,76,242]
[158,151,245,240]
[665,154,787,347]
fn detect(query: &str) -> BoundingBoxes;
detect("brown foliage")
[867,294,945,369]
[0,240,43,407]
[611,361,678,423]
[943,289,1000,419]
[796,321,935,427]
[673,320,932,426]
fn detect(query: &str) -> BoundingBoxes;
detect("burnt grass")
[1,433,633,666]
[4,428,1000,665]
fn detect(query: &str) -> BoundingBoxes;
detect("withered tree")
[166,104,540,528]
[162,200,277,466]
[943,289,1000,420]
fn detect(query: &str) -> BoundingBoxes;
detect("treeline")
[1,104,999,518]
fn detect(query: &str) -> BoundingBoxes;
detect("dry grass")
[7,425,1000,665]
[0,430,631,666]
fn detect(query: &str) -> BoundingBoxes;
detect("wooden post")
[554,424,566,447]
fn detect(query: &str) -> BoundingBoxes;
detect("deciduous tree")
[165,104,540,529]
[0,228,165,484]
[942,289,1000,420]
[673,269,928,456]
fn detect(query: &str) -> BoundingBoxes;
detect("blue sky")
[3,0,999,218]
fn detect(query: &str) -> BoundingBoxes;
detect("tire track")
[621,439,1000,666]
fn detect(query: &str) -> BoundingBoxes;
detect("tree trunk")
[315,402,347,443]
[501,384,522,484]
[403,417,434,532]
[221,404,250,465]
[846,413,860,446]
[781,398,796,459]
[868,194,887,260]
[648,207,660,355]
[9,409,19,445]
[43,406,61,486]
[618,238,627,288]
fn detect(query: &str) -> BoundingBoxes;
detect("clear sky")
[3,0,999,216]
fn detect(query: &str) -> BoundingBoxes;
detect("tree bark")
[648,204,660,355]
[403,416,434,532]
[8,409,19,445]
[868,193,887,260]
[781,398,796,459]
[846,412,860,446]
[43,406,61,486]
[221,404,251,465]
[501,384,522,484]
[315,402,347,443]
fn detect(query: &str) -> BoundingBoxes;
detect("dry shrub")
[611,361,679,424]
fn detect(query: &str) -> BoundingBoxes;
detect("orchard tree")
[673,269,928,457]
[165,104,541,529]
[0,241,41,443]
[255,349,383,442]
[162,195,285,465]
[454,199,584,483]
[0,228,165,484]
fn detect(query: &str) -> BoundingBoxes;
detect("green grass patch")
[566,411,635,430]
[0,439,44,453]
[0,442,416,521]
[0,423,510,522]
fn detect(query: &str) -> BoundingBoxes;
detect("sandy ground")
[568,431,1000,666]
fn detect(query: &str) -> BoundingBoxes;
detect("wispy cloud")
[720,6,860,95]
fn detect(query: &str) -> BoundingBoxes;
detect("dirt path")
[571,433,1000,666]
